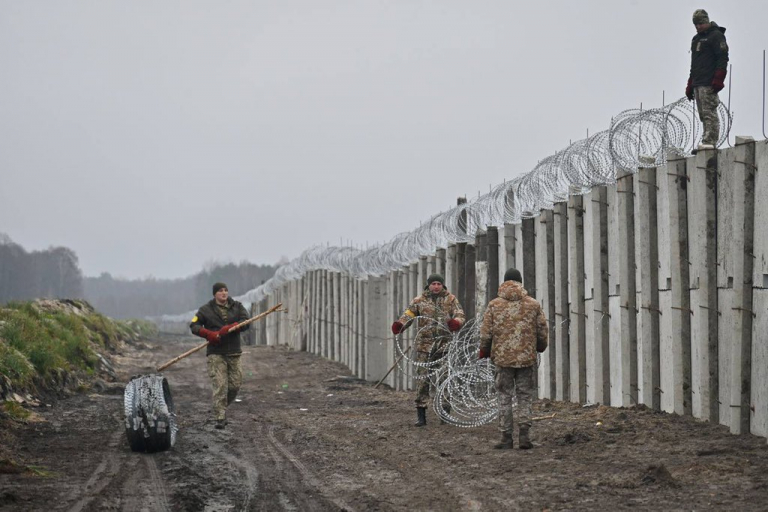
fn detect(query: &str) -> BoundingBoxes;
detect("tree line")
[83,261,277,319]
[0,233,277,319]
[0,233,84,302]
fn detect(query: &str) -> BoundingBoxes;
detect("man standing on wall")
[685,8,729,153]
[392,274,465,427]
[190,282,250,430]
[479,268,548,449]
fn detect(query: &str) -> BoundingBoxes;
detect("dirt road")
[2,334,768,511]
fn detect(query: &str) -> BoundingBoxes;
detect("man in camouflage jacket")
[190,282,250,429]
[685,9,729,152]
[392,273,465,427]
[479,268,548,449]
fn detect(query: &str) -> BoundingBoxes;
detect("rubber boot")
[518,425,532,449]
[493,431,513,449]
[414,407,427,427]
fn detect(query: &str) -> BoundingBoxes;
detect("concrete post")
[427,255,436,277]
[618,171,638,407]
[475,231,488,320]
[457,242,467,309]
[718,137,756,434]
[553,201,570,401]
[536,209,556,399]
[465,243,476,321]
[661,151,692,415]
[333,272,342,362]
[635,165,661,410]
[418,257,427,295]
[568,194,587,403]
[588,186,610,405]
[436,248,446,277]
[522,219,537,299]
[688,148,719,421]
[487,226,500,300]
[312,271,319,354]
[446,245,457,294]
[387,270,400,389]
[751,141,768,439]
[341,274,349,365]
[364,276,390,382]
[502,223,516,283]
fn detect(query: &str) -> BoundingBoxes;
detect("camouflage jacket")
[479,281,548,368]
[397,288,465,352]
[190,297,250,356]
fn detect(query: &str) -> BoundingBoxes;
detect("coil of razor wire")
[159,97,731,322]
[390,317,499,428]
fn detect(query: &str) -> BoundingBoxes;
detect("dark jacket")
[190,297,250,356]
[689,22,729,87]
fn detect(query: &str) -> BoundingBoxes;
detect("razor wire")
[159,97,731,323]
[393,317,500,428]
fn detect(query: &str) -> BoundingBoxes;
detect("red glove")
[447,318,461,332]
[199,327,220,345]
[391,321,404,335]
[711,69,726,93]
[478,348,490,359]
[218,322,239,337]
[685,78,694,100]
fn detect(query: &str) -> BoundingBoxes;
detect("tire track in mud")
[142,455,172,512]
[65,429,124,512]
[262,424,355,512]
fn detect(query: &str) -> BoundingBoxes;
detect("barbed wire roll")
[124,374,178,453]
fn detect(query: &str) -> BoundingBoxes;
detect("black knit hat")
[426,273,445,286]
[212,282,228,295]
[503,268,523,283]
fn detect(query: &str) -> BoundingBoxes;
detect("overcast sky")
[1,1,766,280]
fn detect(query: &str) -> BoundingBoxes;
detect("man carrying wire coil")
[392,273,465,427]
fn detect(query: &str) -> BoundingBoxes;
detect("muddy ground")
[2,334,768,511]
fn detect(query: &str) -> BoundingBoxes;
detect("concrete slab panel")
[754,142,768,286]
[751,289,768,438]
[659,290,675,413]
[687,150,719,422]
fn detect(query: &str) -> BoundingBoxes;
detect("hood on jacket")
[497,280,527,302]
[706,21,726,34]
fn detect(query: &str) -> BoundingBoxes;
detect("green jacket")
[190,297,250,356]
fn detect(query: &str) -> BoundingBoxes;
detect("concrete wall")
[259,139,768,441]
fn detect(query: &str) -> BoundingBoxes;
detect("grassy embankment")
[0,299,156,417]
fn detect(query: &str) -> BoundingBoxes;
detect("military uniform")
[397,287,465,408]
[479,280,548,440]
[688,11,729,147]
[190,297,250,423]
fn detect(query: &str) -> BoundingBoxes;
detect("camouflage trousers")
[414,348,447,408]
[495,366,535,433]
[207,354,242,421]
[695,86,720,146]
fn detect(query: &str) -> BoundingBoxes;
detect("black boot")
[494,431,513,449]
[414,407,427,427]
[518,425,532,449]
